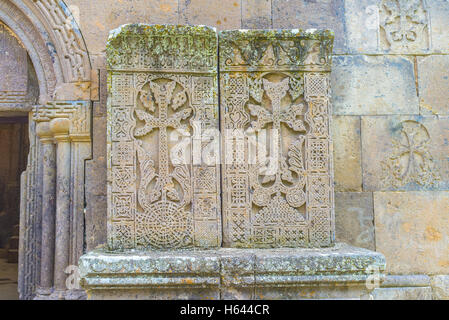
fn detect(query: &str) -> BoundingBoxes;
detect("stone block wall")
[62,0,449,299]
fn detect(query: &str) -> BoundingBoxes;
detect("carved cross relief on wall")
[220,30,334,248]
[108,25,220,250]
[107,25,334,250]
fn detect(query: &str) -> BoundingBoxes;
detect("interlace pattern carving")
[220,30,334,248]
[108,25,220,250]
[34,0,90,80]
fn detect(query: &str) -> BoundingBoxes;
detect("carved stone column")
[34,122,56,299]
[32,101,91,300]
[50,118,71,298]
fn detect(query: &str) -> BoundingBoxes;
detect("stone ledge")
[79,243,385,300]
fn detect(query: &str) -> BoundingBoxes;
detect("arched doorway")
[0,0,91,300]
[0,20,39,300]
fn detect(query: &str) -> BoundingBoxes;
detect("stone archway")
[0,0,92,300]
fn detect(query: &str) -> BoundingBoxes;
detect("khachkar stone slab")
[107,24,221,250]
[79,243,386,300]
[220,30,335,248]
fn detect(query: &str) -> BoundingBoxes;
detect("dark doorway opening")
[0,116,29,300]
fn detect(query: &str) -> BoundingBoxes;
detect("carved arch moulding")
[0,0,91,104]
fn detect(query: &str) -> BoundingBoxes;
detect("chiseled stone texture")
[179,0,241,30]
[362,116,449,191]
[428,0,449,53]
[418,55,449,115]
[242,0,272,29]
[374,191,449,275]
[272,0,346,53]
[332,55,419,116]
[65,0,179,54]
[79,244,386,300]
[332,116,362,191]
[431,275,449,300]
[335,192,375,251]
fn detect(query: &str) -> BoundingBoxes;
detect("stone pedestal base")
[78,243,385,300]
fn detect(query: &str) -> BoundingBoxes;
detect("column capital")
[50,118,71,142]
[33,101,91,142]
[36,122,54,143]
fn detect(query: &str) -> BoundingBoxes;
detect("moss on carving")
[107,24,217,71]
[219,29,334,70]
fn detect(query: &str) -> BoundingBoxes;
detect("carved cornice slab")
[219,29,334,72]
[107,24,218,73]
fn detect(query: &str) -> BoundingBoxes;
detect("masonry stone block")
[332,55,419,116]
[343,0,380,54]
[242,0,272,29]
[378,0,430,54]
[335,192,375,251]
[66,0,179,54]
[179,0,241,30]
[272,0,346,53]
[374,191,449,274]
[332,116,362,191]
[428,0,449,53]
[362,116,449,191]
[85,115,107,251]
[418,55,449,115]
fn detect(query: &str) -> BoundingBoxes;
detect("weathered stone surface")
[332,55,419,115]
[107,25,221,250]
[431,275,449,300]
[427,0,449,53]
[179,0,241,30]
[371,287,432,300]
[374,191,449,274]
[85,114,107,251]
[379,0,430,54]
[362,116,449,191]
[79,244,386,300]
[220,29,335,248]
[343,0,380,54]
[335,192,375,251]
[65,0,179,54]
[0,21,32,111]
[418,55,449,115]
[272,0,346,53]
[332,116,362,191]
[242,0,272,29]
[31,101,92,300]
[382,274,431,288]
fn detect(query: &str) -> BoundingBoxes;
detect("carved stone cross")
[134,81,191,202]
